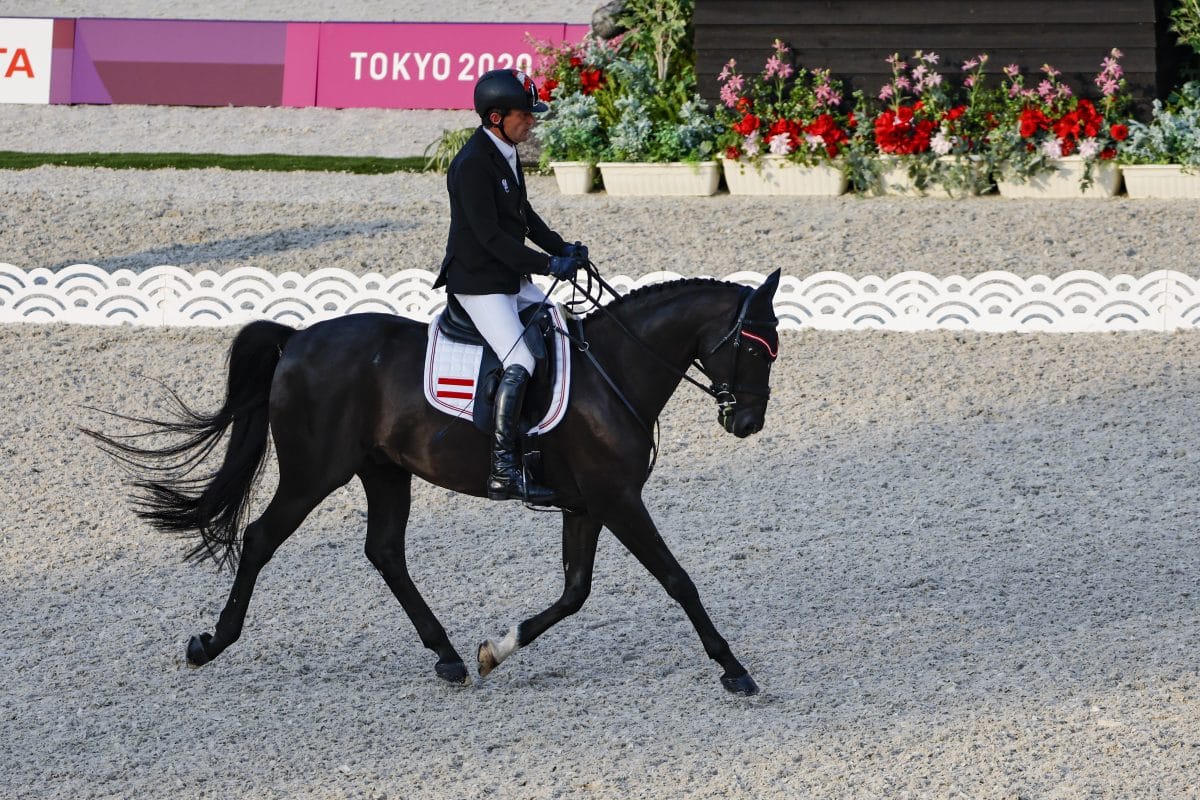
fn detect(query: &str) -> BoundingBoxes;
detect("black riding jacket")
[435,126,566,295]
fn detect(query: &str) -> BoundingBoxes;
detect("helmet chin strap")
[490,112,518,147]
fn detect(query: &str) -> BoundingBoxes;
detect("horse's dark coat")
[88,271,781,694]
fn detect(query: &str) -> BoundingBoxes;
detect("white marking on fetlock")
[491,625,519,664]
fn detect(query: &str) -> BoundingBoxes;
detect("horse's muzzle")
[721,407,764,438]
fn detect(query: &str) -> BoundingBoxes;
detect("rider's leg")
[452,292,555,504]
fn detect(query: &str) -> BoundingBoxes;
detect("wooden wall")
[693,0,1189,117]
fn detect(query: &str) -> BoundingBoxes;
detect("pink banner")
[315,22,585,109]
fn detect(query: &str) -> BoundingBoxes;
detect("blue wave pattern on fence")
[1,264,1197,332]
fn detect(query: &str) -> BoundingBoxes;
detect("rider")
[434,68,589,505]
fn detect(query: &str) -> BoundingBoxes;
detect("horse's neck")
[586,284,735,413]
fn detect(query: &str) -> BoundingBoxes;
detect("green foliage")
[532,0,719,164]
[618,0,695,85]
[1170,0,1200,54]
[535,92,606,165]
[423,127,475,173]
[1119,81,1200,166]
[0,151,428,173]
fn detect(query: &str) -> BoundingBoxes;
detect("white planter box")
[548,161,596,194]
[874,156,989,197]
[996,156,1122,198]
[874,158,928,196]
[1121,164,1200,198]
[597,161,721,196]
[720,156,847,196]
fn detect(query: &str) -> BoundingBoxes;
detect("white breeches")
[453,279,548,373]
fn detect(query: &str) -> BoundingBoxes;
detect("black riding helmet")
[474,69,548,124]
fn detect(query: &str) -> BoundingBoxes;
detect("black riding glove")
[561,241,589,263]
[547,255,580,280]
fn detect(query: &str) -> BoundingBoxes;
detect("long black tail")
[83,320,296,570]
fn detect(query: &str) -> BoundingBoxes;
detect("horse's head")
[696,269,781,438]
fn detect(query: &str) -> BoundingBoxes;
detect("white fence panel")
[1,263,1196,332]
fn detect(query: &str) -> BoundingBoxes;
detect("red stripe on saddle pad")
[436,390,474,400]
[437,377,474,387]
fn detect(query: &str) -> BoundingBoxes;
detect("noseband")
[698,286,779,431]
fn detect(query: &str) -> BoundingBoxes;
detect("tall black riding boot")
[487,364,556,504]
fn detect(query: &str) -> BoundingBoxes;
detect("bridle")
[546,263,779,445]
[700,284,779,432]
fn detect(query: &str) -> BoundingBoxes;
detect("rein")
[551,263,776,474]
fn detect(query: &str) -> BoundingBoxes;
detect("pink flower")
[718,58,736,82]
[922,51,940,65]
[742,133,760,157]
[963,75,976,88]
[1077,138,1101,159]
[1056,83,1073,99]
[1003,63,1020,78]
[895,76,911,91]
[961,57,979,71]
[878,84,894,101]
[720,82,741,108]
[912,64,928,81]
[1041,64,1061,79]
[772,38,790,56]
[1110,47,1124,59]
[1041,138,1063,159]
[1097,77,1119,96]
[815,83,842,107]
[763,55,784,79]
[1037,80,1055,101]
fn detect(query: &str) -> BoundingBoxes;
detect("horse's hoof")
[435,659,469,685]
[477,640,500,677]
[186,633,213,667]
[721,672,759,696]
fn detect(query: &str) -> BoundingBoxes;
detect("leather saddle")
[437,295,558,434]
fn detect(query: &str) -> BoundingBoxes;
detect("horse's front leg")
[360,463,468,685]
[603,493,758,696]
[477,510,602,677]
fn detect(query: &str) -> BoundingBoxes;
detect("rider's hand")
[561,241,589,263]
[547,255,580,280]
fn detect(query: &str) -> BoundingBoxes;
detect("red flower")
[724,145,742,160]
[1110,123,1129,141]
[569,56,582,68]
[1100,147,1117,160]
[1076,99,1103,138]
[873,106,935,155]
[579,68,604,94]
[766,118,802,151]
[1019,108,1051,138]
[804,113,849,157]
[846,111,858,128]
[538,78,558,102]
[733,113,761,136]
[943,105,966,123]
[736,97,751,113]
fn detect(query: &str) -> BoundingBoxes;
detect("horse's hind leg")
[478,510,602,677]
[604,494,758,696]
[359,462,467,685]
[186,484,327,666]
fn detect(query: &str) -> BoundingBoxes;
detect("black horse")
[88,269,781,695]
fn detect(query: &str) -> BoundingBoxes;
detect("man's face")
[495,110,536,144]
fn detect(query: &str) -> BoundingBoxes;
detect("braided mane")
[595,277,735,315]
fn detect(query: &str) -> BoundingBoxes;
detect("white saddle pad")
[423,303,571,435]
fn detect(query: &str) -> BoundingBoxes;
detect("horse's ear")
[749,269,781,314]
